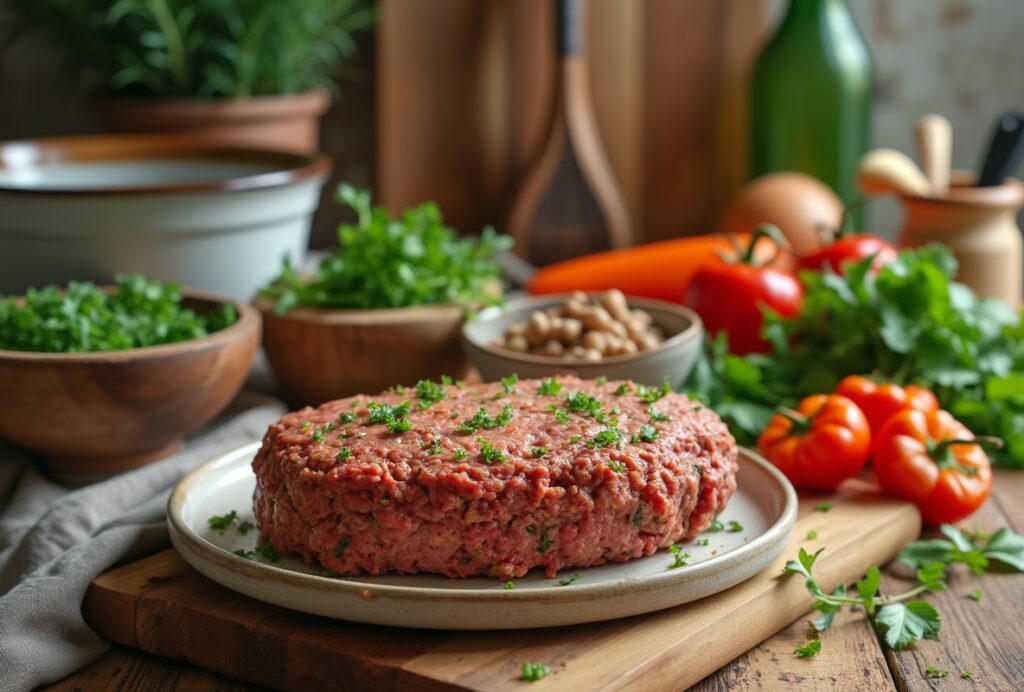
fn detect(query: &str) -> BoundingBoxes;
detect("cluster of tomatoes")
[757,375,996,526]
[685,224,897,355]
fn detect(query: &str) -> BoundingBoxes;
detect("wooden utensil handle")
[915,114,952,194]
[558,0,583,56]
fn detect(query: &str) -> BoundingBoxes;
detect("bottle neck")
[785,0,849,21]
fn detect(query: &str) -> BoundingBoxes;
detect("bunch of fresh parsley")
[0,274,236,353]
[262,185,513,314]
[686,245,1024,467]
[785,524,1024,656]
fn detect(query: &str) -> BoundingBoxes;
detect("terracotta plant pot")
[255,297,472,407]
[92,90,330,155]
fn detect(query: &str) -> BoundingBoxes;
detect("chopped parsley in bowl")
[0,274,237,353]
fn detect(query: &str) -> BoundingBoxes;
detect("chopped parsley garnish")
[693,464,705,476]
[386,384,407,395]
[649,406,672,423]
[500,374,519,394]
[606,460,626,473]
[337,447,352,461]
[558,574,581,586]
[312,427,326,442]
[301,422,312,431]
[208,510,238,532]
[255,544,281,563]
[553,408,571,425]
[367,401,412,433]
[234,549,255,559]
[968,588,982,602]
[520,661,551,682]
[696,538,710,546]
[632,506,644,526]
[806,529,818,540]
[237,520,254,535]
[457,405,513,434]
[705,519,724,533]
[636,381,671,404]
[339,411,356,424]
[0,274,237,353]
[537,527,554,554]
[631,424,659,444]
[587,428,624,449]
[961,670,973,680]
[525,524,537,534]
[415,379,448,408]
[569,435,582,444]
[924,665,949,679]
[814,502,833,513]
[565,391,604,417]
[453,448,468,460]
[794,639,822,658]
[478,439,507,464]
[334,537,352,556]
[727,520,744,533]
[530,446,549,458]
[595,375,608,385]
[424,439,445,455]
[504,580,516,590]
[667,544,690,570]
[537,378,563,396]
[615,382,632,395]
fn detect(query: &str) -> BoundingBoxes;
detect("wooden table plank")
[877,470,1024,692]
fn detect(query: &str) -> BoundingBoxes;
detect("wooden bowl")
[255,297,471,407]
[0,290,260,485]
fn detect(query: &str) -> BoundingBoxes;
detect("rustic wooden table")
[45,470,1023,692]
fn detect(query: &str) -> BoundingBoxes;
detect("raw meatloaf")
[252,376,738,579]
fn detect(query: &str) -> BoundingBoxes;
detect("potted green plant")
[256,185,512,406]
[2,0,374,153]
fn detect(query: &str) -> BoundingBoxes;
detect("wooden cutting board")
[83,480,919,691]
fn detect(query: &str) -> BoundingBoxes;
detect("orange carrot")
[528,233,782,303]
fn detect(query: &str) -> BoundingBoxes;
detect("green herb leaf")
[504,580,516,590]
[794,639,822,658]
[874,601,941,650]
[520,661,552,682]
[558,574,581,586]
[806,529,818,540]
[415,379,448,408]
[667,544,690,570]
[630,424,659,444]
[537,378,563,396]
[726,520,744,533]
[705,519,724,534]
[530,446,549,458]
[208,510,238,532]
[814,502,833,513]
[501,374,519,394]
[477,438,507,464]
[968,588,983,602]
[924,665,949,679]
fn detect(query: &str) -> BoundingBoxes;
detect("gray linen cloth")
[0,390,286,692]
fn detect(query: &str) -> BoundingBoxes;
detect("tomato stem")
[927,436,1002,477]
[777,406,815,436]
[739,224,786,266]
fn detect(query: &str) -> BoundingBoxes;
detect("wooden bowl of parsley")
[0,275,260,485]
[256,185,510,406]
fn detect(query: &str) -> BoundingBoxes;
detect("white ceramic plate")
[168,442,796,630]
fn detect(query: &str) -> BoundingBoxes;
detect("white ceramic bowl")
[462,294,704,387]
[0,135,331,300]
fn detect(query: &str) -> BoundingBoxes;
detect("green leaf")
[915,562,947,592]
[794,639,822,658]
[811,583,846,632]
[982,526,1024,571]
[855,566,881,614]
[874,601,941,650]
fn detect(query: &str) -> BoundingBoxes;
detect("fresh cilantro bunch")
[0,274,236,353]
[686,245,1024,466]
[263,185,513,314]
[785,524,1024,655]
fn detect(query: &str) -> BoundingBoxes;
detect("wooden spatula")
[506,0,632,266]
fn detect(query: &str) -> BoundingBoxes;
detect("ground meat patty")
[252,376,738,579]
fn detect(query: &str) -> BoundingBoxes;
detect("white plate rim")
[167,441,797,625]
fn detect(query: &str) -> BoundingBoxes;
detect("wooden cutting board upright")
[83,483,919,691]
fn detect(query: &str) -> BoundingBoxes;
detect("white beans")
[490,290,666,360]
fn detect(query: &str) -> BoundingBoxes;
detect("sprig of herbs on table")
[785,524,1024,655]
[0,274,236,353]
[262,184,513,314]
[686,245,1024,467]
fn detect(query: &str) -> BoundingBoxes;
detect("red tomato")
[757,394,871,490]
[835,375,939,436]
[685,225,803,355]
[872,409,995,526]
[797,233,897,275]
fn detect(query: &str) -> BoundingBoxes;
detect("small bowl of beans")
[461,290,703,386]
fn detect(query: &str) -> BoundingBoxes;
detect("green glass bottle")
[751,0,873,218]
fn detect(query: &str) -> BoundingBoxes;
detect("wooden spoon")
[915,114,952,194]
[506,0,632,265]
